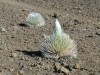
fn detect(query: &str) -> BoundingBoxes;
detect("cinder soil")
[0,0,100,75]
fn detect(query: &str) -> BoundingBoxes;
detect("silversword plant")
[25,12,45,27]
[41,19,77,59]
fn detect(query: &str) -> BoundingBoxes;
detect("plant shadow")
[16,50,42,57]
[19,23,28,27]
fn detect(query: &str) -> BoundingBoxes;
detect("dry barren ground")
[0,0,100,75]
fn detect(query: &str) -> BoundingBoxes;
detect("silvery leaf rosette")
[41,19,77,59]
[25,12,45,27]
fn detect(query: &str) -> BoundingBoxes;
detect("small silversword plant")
[40,19,77,59]
[25,12,45,27]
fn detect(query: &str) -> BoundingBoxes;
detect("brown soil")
[0,0,100,75]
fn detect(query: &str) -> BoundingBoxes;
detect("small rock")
[11,53,17,58]
[55,62,61,71]
[0,27,5,32]
[22,9,28,11]
[19,63,23,66]
[44,64,51,70]
[97,26,100,29]
[29,67,32,71]
[23,65,28,69]
[53,13,57,18]
[74,63,80,69]
[96,30,100,35]
[67,65,73,71]
[61,66,69,74]
[61,62,67,66]
[37,64,41,69]
[18,70,24,75]
[87,33,94,37]
[55,62,69,74]
[68,20,75,26]
[39,57,42,61]
[45,16,49,20]
[14,26,19,29]
[0,70,2,72]
[50,13,58,18]
[9,68,14,72]
[20,57,25,60]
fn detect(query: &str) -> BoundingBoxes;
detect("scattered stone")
[53,13,57,18]
[37,64,41,69]
[61,62,67,66]
[19,63,23,66]
[50,13,58,18]
[23,64,28,69]
[74,63,80,69]
[44,64,51,70]
[24,57,29,61]
[68,20,75,26]
[55,62,61,71]
[20,57,25,60]
[45,15,50,20]
[18,70,24,75]
[97,26,100,29]
[86,33,95,38]
[39,57,42,61]
[11,53,17,58]
[0,27,5,32]
[9,68,14,72]
[29,67,32,71]
[55,62,69,74]
[0,70,2,72]
[21,9,28,11]
[96,30,100,35]
[68,65,73,71]
[0,70,3,75]
[61,66,69,74]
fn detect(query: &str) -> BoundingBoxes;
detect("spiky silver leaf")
[41,19,77,58]
[25,12,45,27]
